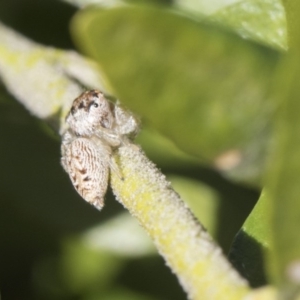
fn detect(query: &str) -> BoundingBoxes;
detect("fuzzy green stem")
[110,144,250,300]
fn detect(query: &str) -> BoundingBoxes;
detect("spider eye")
[88,101,99,110]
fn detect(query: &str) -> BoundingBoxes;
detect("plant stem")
[110,144,250,300]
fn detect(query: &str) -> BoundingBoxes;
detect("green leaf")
[136,127,202,169]
[266,11,300,296]
[229,191,271,287]
[281,0,300,49]
[72,6,281,185]
[212,0,287,50]
[265,55,300,297]
[173,0,241,15]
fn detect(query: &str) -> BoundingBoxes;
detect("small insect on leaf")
[61,90,139,210]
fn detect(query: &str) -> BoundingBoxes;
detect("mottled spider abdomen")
[61,137,110,209]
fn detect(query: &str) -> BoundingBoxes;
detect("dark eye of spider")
[89,101,99,109]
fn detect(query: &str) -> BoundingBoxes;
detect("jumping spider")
[61,90,139,209]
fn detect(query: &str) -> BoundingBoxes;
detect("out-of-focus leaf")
[265,55,300,298]
[81,212,156,257]
[280,0,300,49]
[213,0,287,50]
[32,238,123,297]
[229,191,271,287]
[136,127,201,169]
[269,59,300,296]
[60,0,237,14]
[60,238,122,293]
[266,4,300,295]
[173,0,241,15]
[72,6,281,185]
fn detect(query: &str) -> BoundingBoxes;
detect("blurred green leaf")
[280,0,300,49]
[60,238,123,293]
[265,3,300,296]
[212,0,287,50]
[173,0,241,15]
[229,191,271,287]
[136,127,202,169]
[60,0,239,15]
[72,6,281,185]
[265,55,300,298]
[81,213,156,257]
[32,238,124,298]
